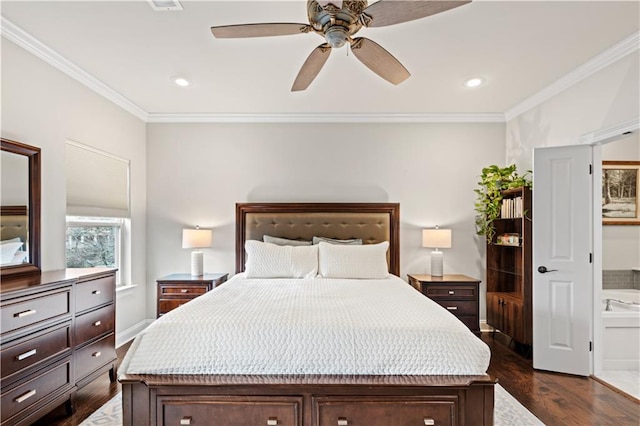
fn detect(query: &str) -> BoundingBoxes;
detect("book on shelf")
[500,196,523,219]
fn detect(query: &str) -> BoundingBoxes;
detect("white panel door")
[533,145,593,376]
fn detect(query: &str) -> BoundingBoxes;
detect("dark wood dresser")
[156,273,228,317]
[407,274,481,336]
[0,268,116,426]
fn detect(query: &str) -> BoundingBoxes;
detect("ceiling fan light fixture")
[464,77,485,88]
[172,77,190,87]
[325,26,349,48]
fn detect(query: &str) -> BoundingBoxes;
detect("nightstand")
[407,274,481,336]
[156,273,228,318]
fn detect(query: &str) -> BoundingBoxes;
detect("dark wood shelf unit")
[486,186,532,347]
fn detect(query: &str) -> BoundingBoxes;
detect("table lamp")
[422,227,452,277]
[182,227,212,276]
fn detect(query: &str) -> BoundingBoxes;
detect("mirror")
[1,138,41,277]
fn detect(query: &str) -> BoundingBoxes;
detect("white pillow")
[318,241,389,279]
[263,235,312,246]
[10,251,28,265]
[1,241,24,264]
[245,240,318,279]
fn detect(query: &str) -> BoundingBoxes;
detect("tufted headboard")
[235,203,400,275]
[1,205,29,244]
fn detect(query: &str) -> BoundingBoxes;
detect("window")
[66,216,125,285]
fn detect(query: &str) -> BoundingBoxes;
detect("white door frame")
[578,117,639,377]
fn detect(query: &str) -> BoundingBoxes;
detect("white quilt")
[120,274,490,376]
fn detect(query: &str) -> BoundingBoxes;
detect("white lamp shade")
[182,228,212,249]
[422,229,452,249]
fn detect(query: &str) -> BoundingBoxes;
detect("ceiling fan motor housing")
[307,0,369,47]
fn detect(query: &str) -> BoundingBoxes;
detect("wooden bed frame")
[120,202,495,425]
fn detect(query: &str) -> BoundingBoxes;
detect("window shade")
[66,141,130,218]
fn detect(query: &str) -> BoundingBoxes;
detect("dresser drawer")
[75,333,116,380]
[424,285,476,300]
[75,304,115,346]
[75,275,115,313]
[433,300,477,315]
[159,396,302,426]
[314,396,457,426]
[1,322,72,381]
[0,357,72,423]
[1,288,71,336]
[159,284,209,296]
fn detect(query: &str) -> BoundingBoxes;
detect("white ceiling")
[1,1,638,119]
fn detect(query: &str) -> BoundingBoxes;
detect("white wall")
[506,51,639,171]
[147,122,506,320]
[602,132,640,270]
[1,39,148,336]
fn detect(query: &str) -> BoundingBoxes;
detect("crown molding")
[505,31,640,122]
[146,112,505,123]
[1,17,148,122]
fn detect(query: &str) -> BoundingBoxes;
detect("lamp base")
[191,250,204,276]
[430,250,444,277]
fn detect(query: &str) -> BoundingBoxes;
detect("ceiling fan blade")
[362,0,471,28]
[211,23,312,38]
[291,44,332,92]
[350,37,410,85]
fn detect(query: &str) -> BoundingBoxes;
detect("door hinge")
[589,341,593,352]
[589,164,593,175]
[589,253,593,263]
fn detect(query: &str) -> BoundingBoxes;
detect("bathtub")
[602,289,640,371]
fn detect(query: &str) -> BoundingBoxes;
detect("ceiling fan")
[210,0,471,91]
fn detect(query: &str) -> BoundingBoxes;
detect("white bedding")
[120,274,490,376]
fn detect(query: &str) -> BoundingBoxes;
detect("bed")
[0,206,30,266]
[119,202,495,425]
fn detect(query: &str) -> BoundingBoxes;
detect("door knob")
[538,266,558,274]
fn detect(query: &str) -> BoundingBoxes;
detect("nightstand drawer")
[424,285,476,299]
[433,300,477,315]
[160,285,209,296]
[158,299,192,315]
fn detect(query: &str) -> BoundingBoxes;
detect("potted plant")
[474,164,532,241]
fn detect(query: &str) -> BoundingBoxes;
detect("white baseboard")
[116,319,154,348]
[480,320,495,333]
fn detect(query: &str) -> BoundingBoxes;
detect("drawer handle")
[17,349,37,361]
[14,309,36,318]
[92,351,102,358]
[338,418,349,426]
[267,418,278,426]
[93,320,102,327]
[181,289,189,293]
[424,419,435,426]
[92,290,101,295]
[446,306,458,311]
[448,290,455,295]
[15,389,36,403]
[180,417,192,425]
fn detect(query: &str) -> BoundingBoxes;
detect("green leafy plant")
[474,164,532,241]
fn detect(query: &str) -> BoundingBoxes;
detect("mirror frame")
[1,138,41,277]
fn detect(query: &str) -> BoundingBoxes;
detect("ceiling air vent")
[148,0,183,11]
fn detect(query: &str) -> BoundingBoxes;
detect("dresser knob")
[181,289,189,293]
[14,309,36,318]
[267,418,278,425]
[180,417,192,425]
[93,320,102,327]
[92,290,101,295]
[338,418,349,426]
[92,351,102,357]
[14,389,36,403]
[424,418,435,425]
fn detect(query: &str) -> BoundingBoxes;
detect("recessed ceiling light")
[172,77,190,87]
[464,77,485,88]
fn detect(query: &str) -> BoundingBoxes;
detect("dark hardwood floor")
[36,333,639,426]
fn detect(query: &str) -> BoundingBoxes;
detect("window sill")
[116,284,137,299]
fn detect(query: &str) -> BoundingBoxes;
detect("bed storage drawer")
[75,275,115,313]
[1,321,72,381]
[75,303,115,345]
[1,288,71,336]
[314,396,457,426]
[159,396,302,426]
[0,357,72,424]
